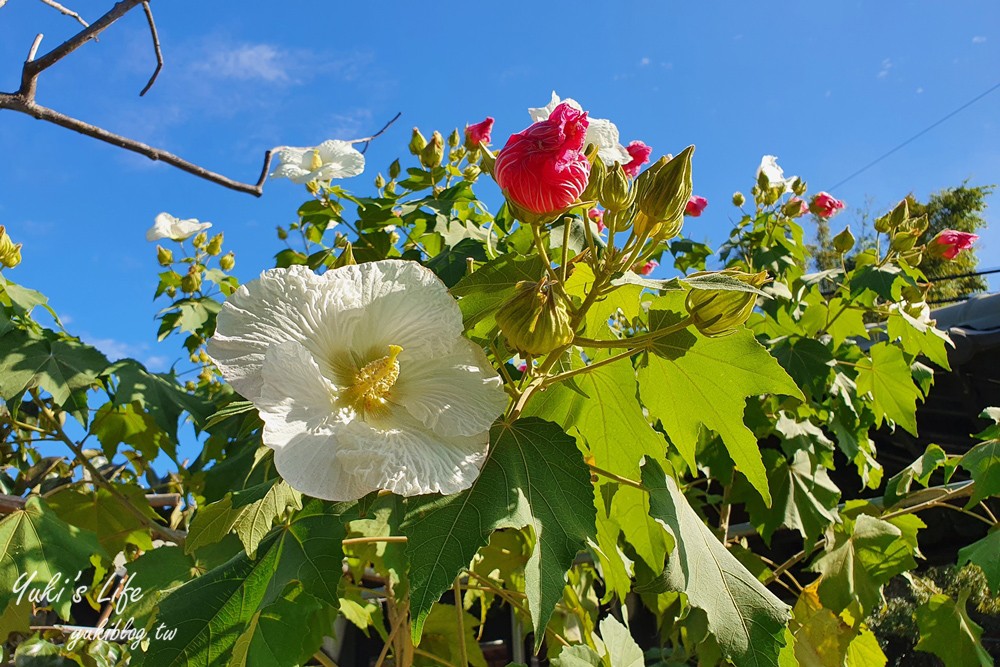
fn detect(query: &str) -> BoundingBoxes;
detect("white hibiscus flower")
[206,260,508,501]
[757,155,797,194]
[146,212,212,242]
[529,91,631,166]
[270,139,366,184]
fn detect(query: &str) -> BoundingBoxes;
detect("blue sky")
[1,0,998,379]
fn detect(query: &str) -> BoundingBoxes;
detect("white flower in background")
[528,91,631,166]
[757,155,797,193]
[270,139,365,184]
[145,213,212,242]
[207,260,508,501]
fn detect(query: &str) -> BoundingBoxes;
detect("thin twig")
[354,111,402,154]
[587,464,645,491]
[138,1,162,97]
[37,0,89,27]
[341,535,408,547]
[453,579,469,667]
[27,34,44,63]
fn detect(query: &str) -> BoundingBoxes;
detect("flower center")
[340,345,402,419]
[309,149,324,171]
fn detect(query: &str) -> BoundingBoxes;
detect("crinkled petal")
[344,260,464,360]
[586,118,631,165]
[258,341,488,500]
[393,338,507,437]
[145,213,212,242]
[315,140,365,179]
[207,265,363,400]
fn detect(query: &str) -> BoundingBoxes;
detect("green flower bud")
[420,131,444,169]
[684,269,770,337]
[791,178,807,196]
[898,248,923,266]
[448,128,461,148]
[580,150,606,204]
[875,199,908,233]
[479,148,496,177]
[732,191,746,207]
[167,286,177,298]
[206,233,224,256]
[890,229,919,252]
[495,278,575,356]
[637,145,694,227]
[180,268,202,294]
[156,245,174,266]
[332,242,356,268]
[599,162,635,212]
[388,159,401,180]
[192,232,208,249]
[833,226,855,254]
[462,164,481,181]
[409,128,427,155]
[219,251,235,271]
[853,249,878,268]
[0,226,22,269]
[374,173,386,189]
[277,226,288,241]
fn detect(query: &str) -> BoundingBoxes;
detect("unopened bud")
[420,131,444,169]
[180,268,202,294]
[0,227,21,269]
[277,226,288,241]
[791,178,807,196]
[374,173,386,189]
[463,164,481,181]
[637,145,694,228]
[206,233,223,256]
[599,163,635,212]
[448,128,461,148]
[580,148,606,204]
[890,229,919,252]
[732,191,746,207]
[495,278,575,356]
[332,242,356,268]
[388,159,401,180]
[479,148,496,177]
[875,199,908,233]
[219,252,235,271]
[833,226,855,254]
[192,232,208,249]
[685,269,771,337]
[409,128,427,155]
[156,245,174,266]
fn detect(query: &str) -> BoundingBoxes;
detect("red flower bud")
[464,117,494,149]
[494,102,591,217]
[685,195,708,217]
[930,229,979,260]
[810,191,845,219]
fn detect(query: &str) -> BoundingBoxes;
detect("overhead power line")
[830,80,1000,191]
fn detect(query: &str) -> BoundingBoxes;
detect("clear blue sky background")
[1,0,998,379]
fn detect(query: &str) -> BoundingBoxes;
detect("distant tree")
[811,184,992,302]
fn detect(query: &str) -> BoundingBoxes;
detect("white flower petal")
[343,260,464,360]
[393,338,507,437]
[757,155,797,194]
[270,141,365,183]
[259,340,488,500]
[145,212,212,242]
[528,91,564,123]
[586,118,631,166]
[207,265,364,400]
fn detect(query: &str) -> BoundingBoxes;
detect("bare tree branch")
[356,111,402,154]
[38,0,89,28]
[1,0,399,197]
[138,1,162,97]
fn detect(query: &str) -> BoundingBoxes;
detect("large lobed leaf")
[402,418,595,645]
[642,459,790,667]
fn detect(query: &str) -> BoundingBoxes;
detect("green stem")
[573,316,693,349]
[542,346,639,387]
[530,223,560,284]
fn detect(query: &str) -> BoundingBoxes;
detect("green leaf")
[855,342,922,436]
[119,545,201,628]
[958,530,1000,593]
[810,513,918,615]
[883,444,955,506]
[740,449,841,546]
[0,497,106,619]
[140,498,347,667]
[638,323,802,505]
[683,271,771,296]
[425,237,487,287]
[403,418,595,646]
[960,439,1000,505]
[598,616,644,667]
[849,265,905,303]
[551,645,603,667]
[46,486,159,555]
[0,329,109,421]
[413,603,487,667]
[451,253,544,335]
[771,337,834,400]
[229,583,330,667]
[92,401,171,461]
[642,459,790,667]
[185,480,300,558]
[914,591,992,667]
[111,360,211,438]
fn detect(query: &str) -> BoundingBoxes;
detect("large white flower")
[270,139,365,184]
[146,212,212,242]
[757,155,797,194]
[529,91,631,166]
[206,260,508,501]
